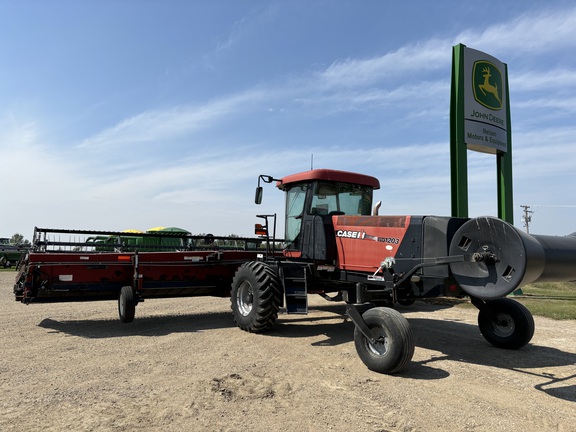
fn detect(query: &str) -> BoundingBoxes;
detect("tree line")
[1,234,31,246]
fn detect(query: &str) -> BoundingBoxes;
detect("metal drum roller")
[449,216,576,299]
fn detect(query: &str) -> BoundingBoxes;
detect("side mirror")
[255,174,280,205]
[255,186,263,204]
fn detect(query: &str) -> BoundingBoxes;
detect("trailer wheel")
[231,261,283,333]
[118,286,136,323]
[354,307,414,374]
[478,298,534,349]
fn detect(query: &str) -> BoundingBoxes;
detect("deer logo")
[472,61,503,110]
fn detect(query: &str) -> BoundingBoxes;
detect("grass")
[455,281,576,320]
[520,281,576,298]
[513,282,576,320]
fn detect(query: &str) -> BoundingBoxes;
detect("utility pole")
[520,205,533,233]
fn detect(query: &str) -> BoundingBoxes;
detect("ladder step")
[283,265,308,314]
[285,285,306,296]
[285,296,308,314]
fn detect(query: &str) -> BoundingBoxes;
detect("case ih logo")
[335,230,400,245]
[336,230,366,239]
[472,61,502,111]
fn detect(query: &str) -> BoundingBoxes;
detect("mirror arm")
[255,175,282,205]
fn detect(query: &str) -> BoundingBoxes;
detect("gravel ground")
[1,271,575,431]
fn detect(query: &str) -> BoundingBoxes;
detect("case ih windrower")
[14,169,576,373]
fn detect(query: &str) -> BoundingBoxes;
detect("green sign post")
[450,44,513,223]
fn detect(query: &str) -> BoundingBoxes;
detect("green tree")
[10,233,30,246]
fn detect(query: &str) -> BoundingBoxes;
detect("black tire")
[353,307,414,374]
[397,297,415,306]
[231,261,283,333]
[118,286,136,323]
[478,298,534,349]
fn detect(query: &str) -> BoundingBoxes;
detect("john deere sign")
[463,47,508,154]
[450,44,513,223]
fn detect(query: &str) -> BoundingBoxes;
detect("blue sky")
[2,0,576,239]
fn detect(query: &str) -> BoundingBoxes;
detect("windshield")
[310,181,372,216]
[284,181,373,250]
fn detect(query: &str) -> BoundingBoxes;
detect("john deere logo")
[472,61,502,110]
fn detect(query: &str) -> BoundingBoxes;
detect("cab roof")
[277,169,380,190]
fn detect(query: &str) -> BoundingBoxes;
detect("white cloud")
[510,68,576,92]
[297,79,450,111]
[514,97,576,112]
[316,7,576,93]
[77,90,266,151]
[514,127,576,178]
[317,39,451,89]
[459,8,576,56]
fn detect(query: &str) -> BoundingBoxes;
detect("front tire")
[231,261,283,333]
[478,298,534,349]
[354,307,414,374]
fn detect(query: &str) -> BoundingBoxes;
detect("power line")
[531,204,576,208]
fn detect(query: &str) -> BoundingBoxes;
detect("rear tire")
[118,286,136,323]
[354,307,414,374]
[231,261,283,333]
[478,298,534,349]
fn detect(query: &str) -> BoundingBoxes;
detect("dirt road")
[1,271,574,431]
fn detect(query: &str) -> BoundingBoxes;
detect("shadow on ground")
[37,299,576,401]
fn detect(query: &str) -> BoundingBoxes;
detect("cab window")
[310,182,372,216]
[284,184,308,249]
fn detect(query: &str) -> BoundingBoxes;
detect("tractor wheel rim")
[237,280,254,316]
